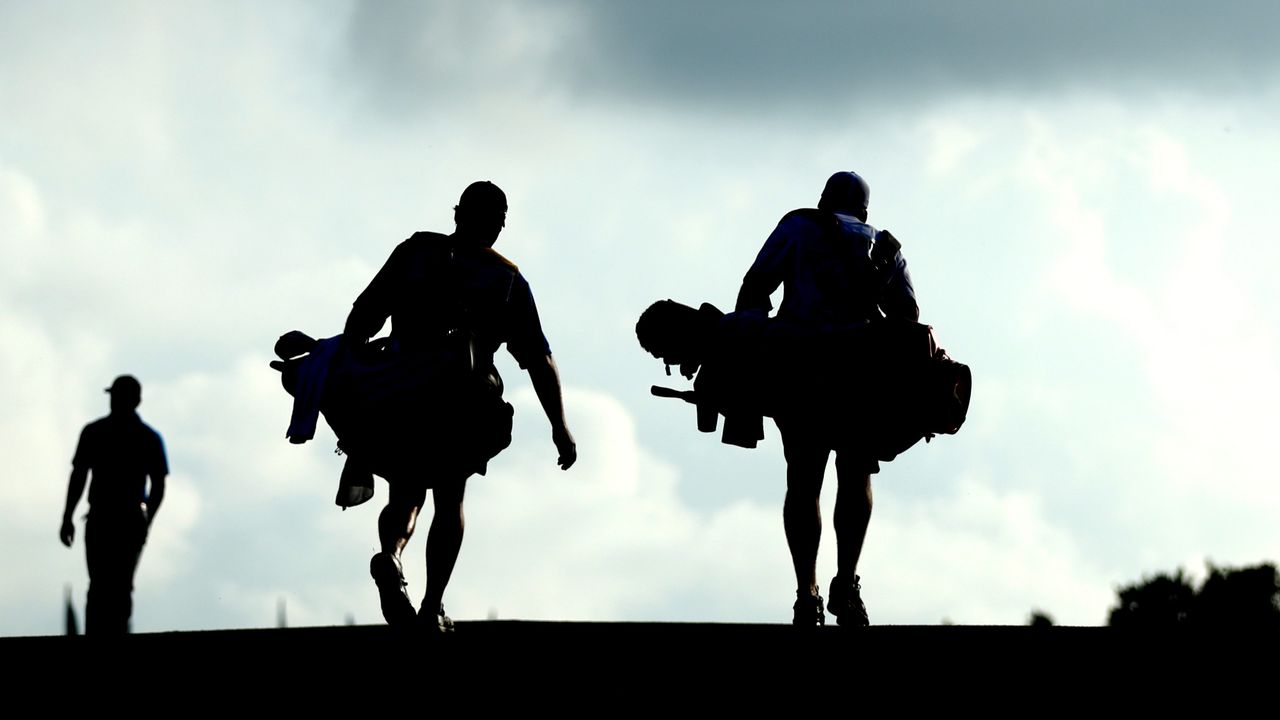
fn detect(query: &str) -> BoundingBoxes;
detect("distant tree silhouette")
[1109,569,1197,627]
[1196,562,1280,629]
[1028,609,1054,627]
[1108,562,1280,628]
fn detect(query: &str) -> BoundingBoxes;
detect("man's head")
[453,180,508,248]
[818,171,870,221]
[636,300,711,379]
[105,374,142,413]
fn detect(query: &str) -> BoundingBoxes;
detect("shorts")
[775,415,880,476]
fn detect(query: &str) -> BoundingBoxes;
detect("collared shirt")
[736,209,917,328]
[72,412,168,511]
[347,231,551,369]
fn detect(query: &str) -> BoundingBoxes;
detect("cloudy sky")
[3,0,1278,635]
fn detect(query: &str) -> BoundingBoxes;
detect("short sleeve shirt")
[72,413,168,511]
[348,232,552,369]
[736,210,917,328]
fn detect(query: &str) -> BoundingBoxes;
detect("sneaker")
[370,552,416,627]
[828,575,869,627]
[792,590,826,626]
[419,604,456,635]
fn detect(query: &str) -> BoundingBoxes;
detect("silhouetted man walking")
[60,375,168,634]
[344,180,576,632]
[736,171,918,626]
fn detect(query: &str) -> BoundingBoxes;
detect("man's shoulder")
[368,232,454,284]
[112,414,165,442]
[777,208,832,232]
[396,231,451,256]
[405,230,450,244]
[480,247,519,273]
[835,214,877,241]
[775,208,875,242]
[455,246,520,282]
[131,417,167,468]
[81,415,112,436]
[137,418,165,443]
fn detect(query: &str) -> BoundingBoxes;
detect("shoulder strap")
[779,207,838,231]
[870,229,901,276]
[481,247,519,273]
[402,232,471,337]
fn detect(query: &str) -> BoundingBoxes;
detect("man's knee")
[387,480,428,510]
[833,460,873,515]
[835,452,877,482]
[432,477,468,508]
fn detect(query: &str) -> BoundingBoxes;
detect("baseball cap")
[104,375,142,398]
[456,180,507,214]
[819,171,870,212]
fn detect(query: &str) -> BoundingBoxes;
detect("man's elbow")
[734,284,772,314]
[343,305,384,344]
[884,299,920,322]
[527,353,557,380]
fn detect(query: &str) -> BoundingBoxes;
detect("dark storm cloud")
[562,0,1280,106]
[339,0,581,114]
[340,0,1280,117]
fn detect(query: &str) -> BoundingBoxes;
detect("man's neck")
[833,210,868,223]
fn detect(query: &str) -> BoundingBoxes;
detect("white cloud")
[0,196,117,634]
[5,4,1280,637]
[0,162,45,239]
[1017,114,1280,569]
[429,386,792,622]
[865,474,1113,625]
[923,118,984,179]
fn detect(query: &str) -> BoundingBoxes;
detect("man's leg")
[84,518,104,634]
[378,481,427,558]
[420,476,467,631]
[371,481,427,626]
[118,515,146,633]
[833,458,872,579]
[84,514,142,635]
[779,422,830,624]
[829,453,873,626]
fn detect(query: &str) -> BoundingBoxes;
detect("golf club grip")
[651,385,696,404]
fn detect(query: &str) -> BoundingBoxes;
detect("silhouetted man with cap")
[61,375,169,634]
[344,180,576,632]
[736,171,918,626]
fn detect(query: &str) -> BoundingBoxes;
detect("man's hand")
[62,467,87,548]
[553,427,577,470]
[529,354,576,470]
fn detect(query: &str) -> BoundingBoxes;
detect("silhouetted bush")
[1108,562,1280,628]
[1196,562,1280,629]
[1028,609,1054,627]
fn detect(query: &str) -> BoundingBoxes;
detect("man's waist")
[778,307,878,328]
[88,501,148,519]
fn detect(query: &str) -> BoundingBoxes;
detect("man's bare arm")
[61,467,88,547]
[145,474,166,529]
[877,239,920,322]
[526,354,576,470]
